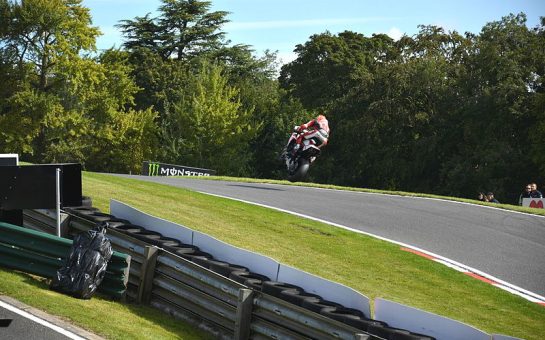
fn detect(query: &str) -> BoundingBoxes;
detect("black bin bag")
[50,223,113,299]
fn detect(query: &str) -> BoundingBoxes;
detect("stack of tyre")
[64,205,435,340]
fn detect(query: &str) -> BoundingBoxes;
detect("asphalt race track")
[115,175,545,298]
[0,300,78,340]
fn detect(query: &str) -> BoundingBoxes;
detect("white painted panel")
[277,264,371,318]
[193,231,280,280]
[522,197,544,209]
[110,199,280,280]
[374,298,490,340]
[110,199,193,244]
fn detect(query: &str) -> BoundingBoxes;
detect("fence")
[20,205,522,340]
[107,201,524,340]
[0,221,130,299]
[522,198,545,209]
[62,211,374,339]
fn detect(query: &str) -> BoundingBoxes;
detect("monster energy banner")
[142,161,216,177]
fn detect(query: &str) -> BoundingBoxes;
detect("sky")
[83,0,544,64]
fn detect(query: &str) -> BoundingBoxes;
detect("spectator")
[486,192,499,203]
[530,183,543,198]
[477,192,488,202]
[518,184,532,205]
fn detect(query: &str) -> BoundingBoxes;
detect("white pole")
[56,168,61,237]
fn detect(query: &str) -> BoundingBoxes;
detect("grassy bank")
[82,172,544,339]
[0,269,211,339]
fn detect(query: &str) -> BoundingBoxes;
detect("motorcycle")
[279,127,327,182]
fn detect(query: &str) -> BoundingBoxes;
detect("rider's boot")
[292,143,300,157]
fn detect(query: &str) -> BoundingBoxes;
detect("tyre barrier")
[301,297,343,313]
[131,230,163,244]
[110,224,144,235]
[191,256,224,269]
[62,205,436,340]
[228,270,270,291]
[261,281,303,297]
[169,244,200,256]
[279,289,323,307]
[83,212,121,223]
[209,262,249,278]
[367,324,435,340]
[320,307,386,331]
[63,206,100,218]
[179,250,214,262]
[195,259,250,278]
[81,195,93,207]
[153,237,181,251]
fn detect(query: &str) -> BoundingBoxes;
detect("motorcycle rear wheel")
[287,158,310,182]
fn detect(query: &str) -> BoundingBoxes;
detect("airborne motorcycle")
[280,118,329,182]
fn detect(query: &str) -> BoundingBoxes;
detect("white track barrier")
[111,199,522,339]
[192,231,280,281]
[111,200,193,244]
[277,264,371,317]
[374,298,490,340]
[110,199,371,316]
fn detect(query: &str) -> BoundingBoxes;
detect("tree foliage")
[0,0,158,173]
[118,0,228,60]
[281,13,545,202]
[1,0,542,204]
[159,61,256,175]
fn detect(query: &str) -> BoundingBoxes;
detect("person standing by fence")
[519,184,532,205]
[530,183,543,198]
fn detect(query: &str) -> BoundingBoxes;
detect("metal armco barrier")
[136,246,370,339]
[0,222,130,299]
[142,161,216,177]
[26,206,522,340]
[59,210,373,339]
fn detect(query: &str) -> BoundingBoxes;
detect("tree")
[118,0,228,60]
[440,13,544,200]
[0,0,159,173]
[528,17,545,177]
[0,0,100,91]
[160,61,256,175]
[280,31,395,110]
[0,0,101,159]
[278,15,544,202]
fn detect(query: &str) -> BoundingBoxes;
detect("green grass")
[0,269,211,339]
[81,172,545,339]
[1,171,543,339]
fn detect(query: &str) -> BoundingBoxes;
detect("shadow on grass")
[122,302,215,340]
[6,270,212,339]
[20,272,50,289]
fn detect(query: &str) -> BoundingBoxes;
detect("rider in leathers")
[291,114,330,157]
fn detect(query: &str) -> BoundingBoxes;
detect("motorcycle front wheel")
[287,158,310,182]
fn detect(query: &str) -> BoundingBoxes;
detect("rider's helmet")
[316,114,330,134]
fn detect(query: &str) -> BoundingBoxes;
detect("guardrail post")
[234,288,254,340]
[55,168,61,237]
[137,245,159,304]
